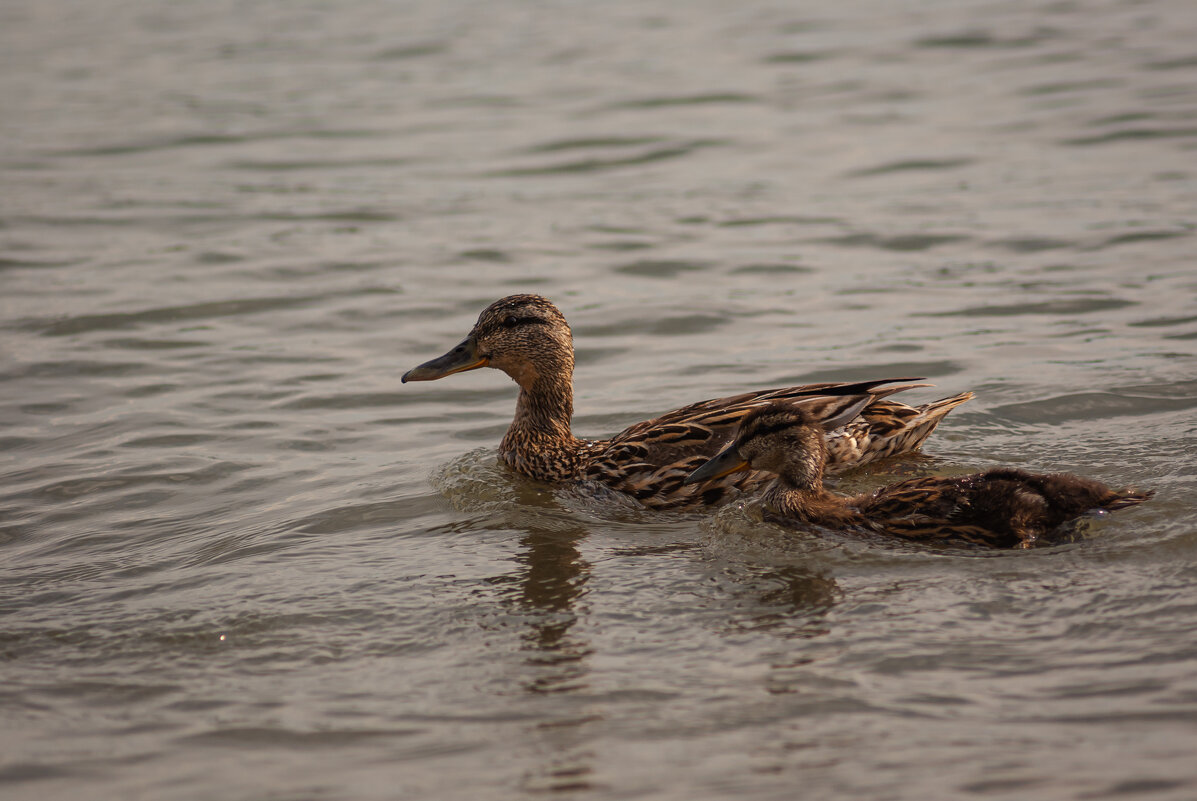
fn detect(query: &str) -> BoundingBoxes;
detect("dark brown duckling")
[402,294,973,510]
[685,399,1154,547]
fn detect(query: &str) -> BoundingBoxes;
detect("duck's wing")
[855,475,972,520]
[609,378,926,444]
[606,379,972,477]
[826,391,975,471]
[586,391,891,510]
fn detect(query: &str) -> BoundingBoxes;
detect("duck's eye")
[502,315,519,328]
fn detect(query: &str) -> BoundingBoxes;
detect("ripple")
[22,461,251,505]
[0,763,81,782]
[47,128,384,157]
[1062,127,1197,146]
[1088,229,1191,250]
[571,310,729,338]
[1,359,148,379]
[1093,778,1192,797]
[959,777,1044,794]
[121,434,217,448]
[522,136,665,153]
[926,298,1135,317]
[731,263,814,275]
[1088,112,1158,126]
[586,240,655,252]
[718,215,841,227]
[1128,314,1197,329]
[762,51,836,64]
[372,41,449,60]
[846,158,975,177]
[276,391,409,410]
[988,236,1072,253]
[194,251,245,264]
[101,337,207,351]
[487,140,722,176]
[611,259,710,278]
[991,390,1197,424]
[457,248,512,263]
[1022,79,1121,96]
[913,29,1060,48]
[814,232,971,252]
[36,680,180,707]
[646,314,729,336]
[1144,56,1197,70]
[0,256,79,270]
[603,92,758,110]
[178,725,422,748]
[225,157,412,171]
[21,295,327,337]
[291,495,446,536]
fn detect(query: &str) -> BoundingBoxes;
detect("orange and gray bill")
[684,441,749,485]
[401,337,488,382]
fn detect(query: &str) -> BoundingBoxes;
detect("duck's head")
[402,294,574,388]
[684,396,872,488]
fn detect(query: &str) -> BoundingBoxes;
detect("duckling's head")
[685,396,872,488]
[737,404,828,482]
[402,294,574,388]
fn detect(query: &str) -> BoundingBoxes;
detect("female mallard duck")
[402,294,973,510]
[686,399,1154,547]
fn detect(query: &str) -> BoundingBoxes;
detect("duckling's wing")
[857,476,971,520]
[853,477,1021,547]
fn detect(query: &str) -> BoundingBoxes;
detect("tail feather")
[914,391,976,421]
[826,391,974,471]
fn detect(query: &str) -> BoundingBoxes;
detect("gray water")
[2,0,1197,799]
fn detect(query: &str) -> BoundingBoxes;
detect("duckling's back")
[858,467,1153,548]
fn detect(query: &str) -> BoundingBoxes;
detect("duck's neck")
[500,357,584,479]
[512,373,575,442]
[762,473,857,526]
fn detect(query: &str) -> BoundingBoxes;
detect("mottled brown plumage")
[403,294,973,510]
[687,402,1154,547]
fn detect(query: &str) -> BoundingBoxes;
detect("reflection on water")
[2,0,1196,798]
[751,566,837,627]
[435,450,594,691]
[506,525,593,694]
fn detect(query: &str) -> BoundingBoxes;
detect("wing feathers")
[584,378,971,509]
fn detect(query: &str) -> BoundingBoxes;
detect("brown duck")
[686,399,1154,547]
[402,294,973,510]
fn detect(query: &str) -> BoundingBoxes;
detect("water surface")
[2,0,1196,799]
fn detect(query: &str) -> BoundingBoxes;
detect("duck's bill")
[684,443,749,485]
[401,337,489,382]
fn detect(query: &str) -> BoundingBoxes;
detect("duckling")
[403,294,973,510]
[685,400,1153,547]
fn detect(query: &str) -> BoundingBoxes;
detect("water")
[2,0,1196,798]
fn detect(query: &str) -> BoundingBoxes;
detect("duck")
[685,399,1154,547]
[402,294,974,510]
